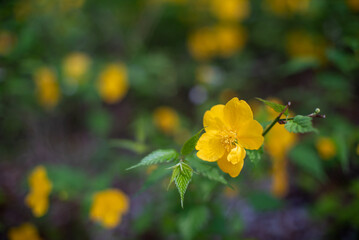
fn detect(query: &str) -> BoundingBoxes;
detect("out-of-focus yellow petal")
[227,146,246,165]
[217,153,244,178]
[223,97,253,129]
[203,104,226,132]
[196,133,225,162]
[237,120,264,150]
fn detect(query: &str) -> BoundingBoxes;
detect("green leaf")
[168,165,180,190]
[256,98,289,116]
[284,115,318,133]
[175,163,193,208]
[181,129,204,156]
[178,206,209,240]
[246,148,263,165]
[127,149,178,170]
[187,155,227,185]
[289,144,326,182]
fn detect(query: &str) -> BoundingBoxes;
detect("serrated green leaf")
[246,148,263,165]
[284,115,318,133]
[181,129,204,156]
[175,163,193,208]
[256,98,289,116]
[168,165,180,190]
[127,149,178,170]
[178,206,209,240]
[187,156,227,185]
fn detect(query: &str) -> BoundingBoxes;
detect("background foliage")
[1,0,359,239]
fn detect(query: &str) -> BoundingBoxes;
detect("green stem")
[262,102,291,137]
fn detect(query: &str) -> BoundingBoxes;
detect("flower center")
[221,130,238,151]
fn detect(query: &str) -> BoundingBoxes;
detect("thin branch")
[262,102,291,137]
[278,113,326,124]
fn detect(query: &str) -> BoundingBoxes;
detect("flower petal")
[223,98,253,130]
[203,104,226,133]
[227,146,246,165]
[196,133,225,162]
[217,153,244,178]
[237,119,264,150]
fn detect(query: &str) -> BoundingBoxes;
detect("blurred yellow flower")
[97,63,129,104]
[264,98,297,198]
[0,31,16,56]
[188,24,247,61]
[25,166,52,217]
[286,31,327,64]
[153,106,180,134]
[210,0,250,21]
[34,67,61,109]
[347,0,359,11]
[90,189,129,229]
[188,27,217,61]
[316,137,337,160]
[356,144,359,156]
[8,223,42,240]
[264,0,311,16]
[272,160,288,198]
[196,98,264,177]
[63,52,91,86]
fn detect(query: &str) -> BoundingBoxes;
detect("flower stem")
[277,113,326,124]
[262,102,291,137]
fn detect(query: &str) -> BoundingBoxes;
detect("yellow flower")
[97,63,129,104]
[264,0,311,16]
[0,30,16,56]
[188,24,247,61]
[34,67,61,109]
[196,97,264,177]
[316,137,337,160]
[63,52,91,86]
[25,166,52,217]
[210,0,250,21]
[153,106,180,134]
[8,223,42,240]
[347,0,359,11]
[285,31,327,64]
[90,189,129,228]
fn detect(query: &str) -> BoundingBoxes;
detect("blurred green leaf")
[327,48,359,72]
[139,166,171,193]
[47,165,87,199]
[246,147,263,165]
[256,98,289,116]
[247,192,283,211]
[110,139,148,154]
[181,129,204,156]
[127,149,178,170]
[289,145,326,182]
[280,58,319,76]
[285,115,318,133]
[178,206,209,240]
[175,163,193,208]
[187,155,227,185]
